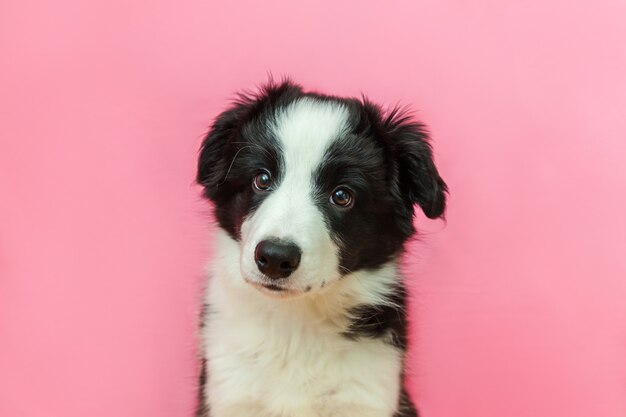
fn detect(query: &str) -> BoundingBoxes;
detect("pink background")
[2,1,626,416]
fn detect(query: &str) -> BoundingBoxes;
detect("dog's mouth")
[244,278,304,298]
[260,283,287,292]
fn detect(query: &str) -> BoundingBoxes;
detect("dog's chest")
[204,295,403,417]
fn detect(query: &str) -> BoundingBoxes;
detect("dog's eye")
[253,171,273,191]
[330,187,354,207]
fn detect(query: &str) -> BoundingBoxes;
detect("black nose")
[254,239,301,279]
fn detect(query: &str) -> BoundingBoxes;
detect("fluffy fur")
[196,80,447,417]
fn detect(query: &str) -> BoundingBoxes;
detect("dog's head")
[198,80,447,298]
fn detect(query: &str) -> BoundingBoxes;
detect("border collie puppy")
[196,80,447,417]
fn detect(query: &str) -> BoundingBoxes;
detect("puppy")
[195,80,447,417]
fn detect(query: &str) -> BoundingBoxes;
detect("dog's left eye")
[253,171,273,191]
[330,187,354,207]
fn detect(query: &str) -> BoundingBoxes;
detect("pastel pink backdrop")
[1,1,625,416]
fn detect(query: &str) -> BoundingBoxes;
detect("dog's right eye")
[253,171,273,191]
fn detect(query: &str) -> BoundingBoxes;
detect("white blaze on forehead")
[260,97,349,243]
[272,98,350,177]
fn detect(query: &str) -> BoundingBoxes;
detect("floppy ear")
[196,104,244,200]
[386,111,448,219]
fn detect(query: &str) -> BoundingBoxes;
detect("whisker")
[218,145,256,186]
[229,142,279,165]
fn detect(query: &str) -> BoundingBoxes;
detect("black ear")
[386,110,448,219]
[196,104,245,200]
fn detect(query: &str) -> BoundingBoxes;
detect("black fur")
[343,282,409,350]
[395,388,419,417]
[195,358,209,417]
[195,302,210,417]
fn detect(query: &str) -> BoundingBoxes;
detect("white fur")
[203,230,403,417]
[201,98,404,416]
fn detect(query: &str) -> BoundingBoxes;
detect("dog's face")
[198,81,446,298]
